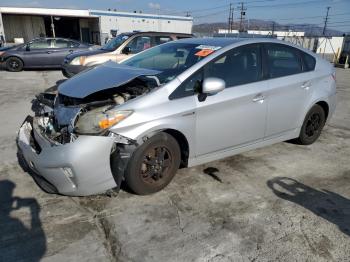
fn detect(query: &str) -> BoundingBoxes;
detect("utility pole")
[271,21,275,38]
[227,3,234,33]
[238,2,247,32]
[50,16,56,38]
[322,6,330,36]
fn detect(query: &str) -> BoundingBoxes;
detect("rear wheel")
[125,132,181,195]
[295,104,326,145]
[6,57,23,72]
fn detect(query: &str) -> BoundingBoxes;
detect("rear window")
[302,52,316,72]
[265,43,302,78]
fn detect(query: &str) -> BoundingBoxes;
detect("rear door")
[195,44,268,156]
[263,43,314,138]
[50,39,77,66]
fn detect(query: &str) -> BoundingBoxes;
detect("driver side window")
[29,39,51,49]
[169,44,262,100]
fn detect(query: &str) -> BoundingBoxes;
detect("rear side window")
[265,44,302,78]
[154,36,172,45]
[302,52,316,72]
[53,39,69,48]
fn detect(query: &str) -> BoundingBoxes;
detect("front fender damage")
[109,133,138,192]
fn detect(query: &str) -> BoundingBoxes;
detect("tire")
[295,104,326,145]
[6,57,24,72]
[125,132,181,195]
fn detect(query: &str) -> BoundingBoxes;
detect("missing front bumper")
[17,116,120,196]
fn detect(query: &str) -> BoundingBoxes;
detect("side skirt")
[188,128,300,167]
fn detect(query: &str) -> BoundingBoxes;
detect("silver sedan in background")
[17,38,336,196]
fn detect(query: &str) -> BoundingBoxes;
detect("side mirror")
[25,45,30,51]
[122,46,131,55]
[202,77,225,95]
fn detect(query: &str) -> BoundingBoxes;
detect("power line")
[246,0,341,9]
[193,9,230,19]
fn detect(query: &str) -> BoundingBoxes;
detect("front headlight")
[75,107,133,134]
[70,56,86,66]
[0,51,4,56]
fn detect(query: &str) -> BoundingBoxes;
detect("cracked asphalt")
[0,68,349,262]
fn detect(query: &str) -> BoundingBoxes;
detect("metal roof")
[0,7,192,21]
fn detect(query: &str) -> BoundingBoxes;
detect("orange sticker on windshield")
[195,49,214,57]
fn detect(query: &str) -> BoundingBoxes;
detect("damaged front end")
[18,62,160,196]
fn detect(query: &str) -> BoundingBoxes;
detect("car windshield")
[121,42,216,84]
[101,34,130,51]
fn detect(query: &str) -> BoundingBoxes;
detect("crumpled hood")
[58,61,161,99]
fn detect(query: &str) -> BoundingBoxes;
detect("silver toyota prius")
[17,38,336,196]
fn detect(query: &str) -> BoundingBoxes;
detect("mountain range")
[192,19,346,37]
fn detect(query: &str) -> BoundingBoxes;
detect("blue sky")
[0,0,349,31]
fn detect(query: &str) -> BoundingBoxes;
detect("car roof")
[121,31,193,37]
[173,37,246,47]
[174,37,310,50]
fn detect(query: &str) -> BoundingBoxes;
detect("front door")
[22,39,54,67]
[195,44,268,156]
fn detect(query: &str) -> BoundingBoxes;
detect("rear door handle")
[301,81,311,90]
[252,94,265,103]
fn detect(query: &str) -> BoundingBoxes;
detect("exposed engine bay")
[33,76,158,145]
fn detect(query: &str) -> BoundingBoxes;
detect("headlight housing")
[70,56,86,66]
[75,107,133,134]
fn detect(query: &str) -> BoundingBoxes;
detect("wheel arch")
[162,129,190,168]
[5,55,25,67]
[315,101,329,120]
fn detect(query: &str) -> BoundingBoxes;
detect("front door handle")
[253,94,265,103]
[46,51,52,54]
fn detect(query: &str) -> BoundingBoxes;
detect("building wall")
[0,12,4,42]
[316,37,344,55]
[2,14,45,42]
[0,7,192,45]
[93,11,193,43]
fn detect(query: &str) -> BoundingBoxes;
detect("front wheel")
[295,104,326,145]
[125,132,181,195]
[6,57,23,72]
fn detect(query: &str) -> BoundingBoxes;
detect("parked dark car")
[0,38,92,72]
[62,31,193,78]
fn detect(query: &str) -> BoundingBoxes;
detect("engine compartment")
[33,76,157,144]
